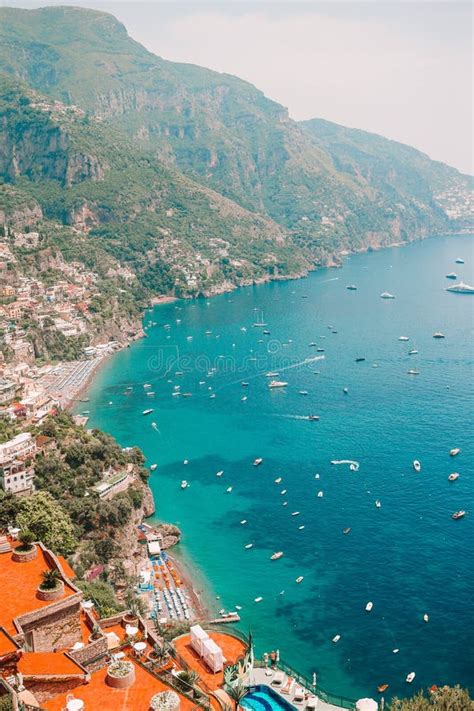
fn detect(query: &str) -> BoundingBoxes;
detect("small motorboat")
[142,409,154,415]
[143,383,152,388]
[455,257,465,264]
[299,390,309,395]
[450,448,460,457]
[235,605,242,610]
[316,347,325,353]
[433,332,445,339]
[452,510,466,520]
[209,393,216,399]
[280,489,287,495]
[245,543,253,549]
[309,342,317,347]
[406,672,416,683]
[407,369,420,375]
[183,459,189,465]
[275,477,282,483]
[355,357,366,362]
[226,486,233,493]
[343,387,349,394]
[240,520,247,525]
[413,460,421,472]
[308,415,320,421]
[266,372,279,377]
[399,336,409,341]
[263,330,271,335]
[423,614,429,622]
[291,511,300,516]
[241,381,249,387]
[375,500,381,508]
[393,649,399,654]
[332,635,341,643]
[253,458,263,466]
[343,527,351,535]
[347,285,357,291]
[181,481,188,489]
[298,525,305,530]
[317,491,324,498]
[380,292,395,299]
[150,464,158,471]
[448,472,459,481]
[271,552,284,560]
[216,470,224,477]
[365,601,373,612]
[241,396,248,402]
[377,684,389,694]
[269,380,288,388]
[146,391,155,396]
[446,272,457,279]
[447,281,474,294]
[296,576,304,584]
[408,349,419,355]
[254,597,263,603]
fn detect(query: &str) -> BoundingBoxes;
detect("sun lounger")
[293,686,305,703]
[281,677,295,694]
[272,671,285,686]
[306,697,318,710]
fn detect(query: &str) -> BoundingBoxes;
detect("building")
[0,433,36,465]
[0,459,35,496]
[0,378,16,405]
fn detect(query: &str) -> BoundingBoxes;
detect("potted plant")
[149,690,181,711]
[12,530,37,562]
[106,660,135,689]
[88,622,103,644]
[174,670,199,698]
[37,569,64,601]
[147,643,170,669]
[122,596,142,627]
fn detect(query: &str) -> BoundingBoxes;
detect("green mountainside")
[0,5,472,308]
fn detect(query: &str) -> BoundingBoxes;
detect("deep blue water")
[79,235,474,702]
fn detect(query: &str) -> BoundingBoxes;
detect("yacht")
[254,597,263,603]
[308,415,320,421]
[455,257,465,264]
[452,510,466,520]
[365,602,374,612]
[380,292,395,299]
[423,614,429,623]
[216,470,224,477]
[450,448,461,456]
[332,635,341,643]
[445,272,457,279]
[413,460,421,472]
[253,311,267,327]
[271,552,284,560]
[375,500,382,508]
[398,336,409,341]
[408,349,419,355]
[346,285,357,291]
[433,332,445,338]
[245,543,253,549]
[180,480,188,489]
[253,458,263,466]
[447,281,474,294]
[150,464,158,471]
[317,491,324,498]
[268,380,288,388]
[226,487,233,493]
[142,409,154,416]
[406,673,416,683]
[448,472,459,481]
[355,357,366,362]
[407,369,420,375]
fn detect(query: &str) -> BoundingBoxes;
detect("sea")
[77,234,474,702]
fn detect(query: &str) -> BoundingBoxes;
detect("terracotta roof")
[174,632,247,692]
[18,651,85,677]
[0,627,19,658]
[0,546,77,635]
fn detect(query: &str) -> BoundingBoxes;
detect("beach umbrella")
[356,699,378,711]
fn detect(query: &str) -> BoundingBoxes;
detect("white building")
[0,460,35,496]
[0,432,36,465]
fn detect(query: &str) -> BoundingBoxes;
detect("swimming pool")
[241,685,296,711]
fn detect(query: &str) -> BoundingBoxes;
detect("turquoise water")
[79,235,473,701]
[241,685,297,711]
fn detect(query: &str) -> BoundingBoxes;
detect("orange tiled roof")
[174,632,247,692]
[0,547,77,635]
[0,627,19,657]
[18,651,85,677]
[42,661,195,711]
[57,555,76,581]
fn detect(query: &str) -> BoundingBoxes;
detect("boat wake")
[331,459,360,471]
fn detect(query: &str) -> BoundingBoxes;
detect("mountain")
[0,4,471,307]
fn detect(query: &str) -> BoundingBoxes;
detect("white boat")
[254,597,263,603]
[226,487,233,493]
[332,635,341,643]
[398,336,409,341]
[181,481,188,489]
[299,390,309,395]
[308,415,320,421]
[150,464,158,471]
[365,602,373,612]
[209,393,216,399]
[296,576,304,583]
[407,369,420,376]
[343,387,349,394]
[452,510,466,520]
[446,281,474,294]
[245,543,253,549]
[423,614,429,622]
[448,472,459,481]
[241,396,248,402]
[375,500,382,508]
[450,448,460,457]
[380,292,395,299]
[253,458,263,466]
[253,311,267,327]
[433,332,445,339]
[291,511,300,516]
[455,257,465,264]
[216,470,224,477]
[317,491,324,498]
[235,605,242,610]
[271,551,284,560]
[146,391,155,396]
[240,520,247,525]
[142,409,154,415]
[446,272,457,279]
[275,477,282,484]
[406,672,416,683]
[298,525,305,530]
[266,372,280,377]
[408,349,419,355]
[183,459,189,464]
[269,380,288,388]
[393,649,399,654]
[347,285,357,291]
[413,460,421,472]
[280,489,287,495]
[144,383,152,388]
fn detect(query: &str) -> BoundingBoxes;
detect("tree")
[226,682,248,711]
[16,492,77,555]
[40,568,61,590]
[391,686,474,710]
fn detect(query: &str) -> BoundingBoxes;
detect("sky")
[3,1,473,173]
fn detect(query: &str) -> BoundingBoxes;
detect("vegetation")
[40,568,62,590]
[390,685,474,710]
[16,491,77,555]
[75,579,123,618]
[16,528,35,552]
[225,681,248,711]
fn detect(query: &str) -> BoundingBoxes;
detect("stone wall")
[25,677,86,704]
[70,636,108,673]
[18,596,82,652]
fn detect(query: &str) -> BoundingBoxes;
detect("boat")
[309,342,317,347]
[406,673,416,683]
[355,357,366,362]
[241,381,249,387]
[317,491,324,498]
[450,448,460,456]
[216,470,224,477]
[448,472,459,481]
[446,272,457,279]
[346,285,357,291]
[209,393,216,399]
[240,520,247,525]
[241,396,248,402]
[365,602,373,612]
[244,543,253,549]
[433,332,445,339]
[413,460,421,472]
[268,380,288,388]
[263,330,271,335]
[150,464,158,471]
[226,486,233,493]
[332,635,341,643]
[393,649,399,654]
[298,525,305,530]
[343,387,349,394]
[455,257,465,264]
[377,684,389,694]
[275,477,282,483]
[291,511,300,516]
[423,614,429,622]
[142,409,154,416]
[144,383,152,388]
[271,552,284,560]
[343,528,351,535]
[146,391,155,396]
[408,349,419,355]
[446,281,474,294]
[180,481,188,489]
[308,415,320,421]
[399,336,409,341]
[254,597,263,603]
[407,369,419,375]
[299,390,309,395]
[253,311,267,327]
[380,292,395,299]
[296,576,304,583]
[316,347,325,353]
[452,510,466,520]
[235,605,242,610]
[266,372,279,377]
[280,489,287,495]
[253,458,263,466]
[375,500,381,508]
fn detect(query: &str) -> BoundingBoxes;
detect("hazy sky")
[3,1,473,173]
